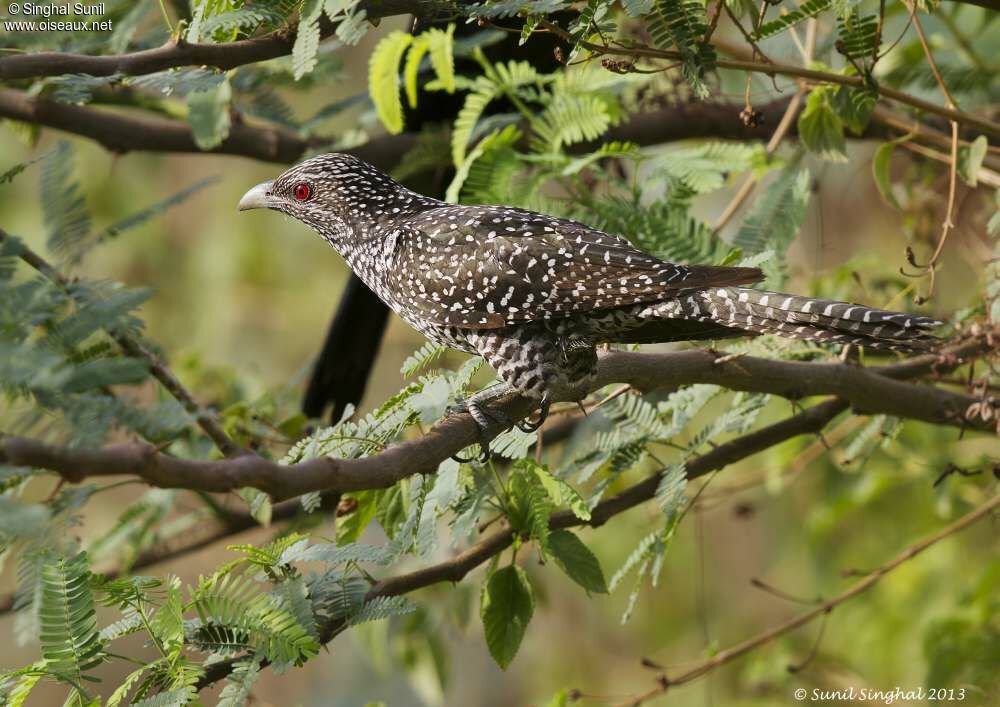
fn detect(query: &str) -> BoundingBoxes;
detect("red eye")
[293,182,312,201]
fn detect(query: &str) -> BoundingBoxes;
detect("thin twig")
[1,230,245,457]
[896,139,1000,189]
[536,20,1000,138]
[712,87,806,232]
[614,492,1000,705]
[712,19,816,233]
[903,1,962,304]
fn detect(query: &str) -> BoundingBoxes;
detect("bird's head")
[237,153,431,247]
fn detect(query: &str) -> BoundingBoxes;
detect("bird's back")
[386,204,762,330]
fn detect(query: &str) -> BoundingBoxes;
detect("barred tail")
[645,287,941,352]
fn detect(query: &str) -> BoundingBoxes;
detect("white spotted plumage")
[254,153,941,403]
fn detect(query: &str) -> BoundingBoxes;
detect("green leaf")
[0,663,54,707]
[3,118,40,147]
[217,656,262,707]
[532,93,612,152]
[832,85,876,135]
[40,142,90,259]
[451,78,501,167]
[131,686,196,707]
[798,88,848,163]
[480,565,534,669]
[95,177,219,244]
[337,490,379,544]
[348,595,417,626]
[369,31,414,135]
[872,142,902,210]
[622,0,655,14]
[732,164,811,287]
[836,11,880,61]
[335,7,370,45]
[548,530,608,594]
[283,541,395,566]
[292,0,324,80]
[192,574,320,666]
[543,688,572,707]
[61,357,149,393]
[609,531,659,591]
[988,189,1000,238]
[957,135,988,187]
[0,149,50,187]
[400,342,446,377]
[148,586,185,655]
[403,37,430,109]
[648,0,716,98]
[105,662,155,707]
[39,551,104,686]
[756,0,832,39]
[238,487,272,526]
[426,25,456,94]
[187,77,232,150]
[108,0,149,51]
[447,124,521,203]
[0,497,51,539]
[655,463,687,520]
[524,461,590,521]
[509,470,553,556]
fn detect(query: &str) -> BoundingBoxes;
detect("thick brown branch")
[0,2,450,80]
[198,395,852,688]
[0,89,799,165]
[368,397,850,598]
[0,88,329,164]
[0,336,993,501]
[193,340,995,690]
[2,86,980,175]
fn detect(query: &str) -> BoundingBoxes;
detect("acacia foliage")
[1,1,999,705]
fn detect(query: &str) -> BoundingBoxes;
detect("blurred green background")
[1,13,998,707]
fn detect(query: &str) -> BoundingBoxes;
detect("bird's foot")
[515,397,551,433]
[448,385,518,463]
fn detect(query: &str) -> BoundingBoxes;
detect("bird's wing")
[390,205,762,329]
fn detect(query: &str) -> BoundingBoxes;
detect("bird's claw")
[451,446,490,464]
[449,397,511,464]
[515,398,551,434]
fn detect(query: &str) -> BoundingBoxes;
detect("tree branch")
[538,21,1000,139]
[0,88,794,165]
[200,375,997,690]
[2,229,245,457]
[0,335,993,501]
[0,1,452,80]
[197,395,853,688]
[0,84,960,179]
[367,397,851,599]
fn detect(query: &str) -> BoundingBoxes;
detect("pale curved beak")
[237,181,274,211]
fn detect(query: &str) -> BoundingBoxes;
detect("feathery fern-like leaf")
[216,656,262,707]
[648,0,716,98]
[348,595,416,626]
[369,31,414,134]
[38,551,104,685]
[40,142,90,260]
[756,0,832,39]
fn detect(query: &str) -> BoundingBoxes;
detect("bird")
[238,153,939,456]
